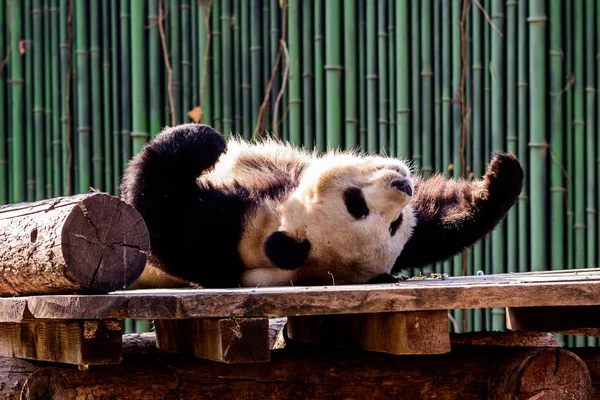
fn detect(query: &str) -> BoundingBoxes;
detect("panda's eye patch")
[343,187,369,219]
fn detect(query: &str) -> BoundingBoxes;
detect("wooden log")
[286,311,451,355]
[154,317,270,363]
[0,192,150,296]
[489,348,592,400]
[0,318,123,366]
[0,333,593,400]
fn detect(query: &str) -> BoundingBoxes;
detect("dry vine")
[158,0,176,126]
[199,0,214,111]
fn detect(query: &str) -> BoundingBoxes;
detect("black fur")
[343,187,369,219]
[264,231,311,270]
[389,213,403,236]
[120,124,256,287]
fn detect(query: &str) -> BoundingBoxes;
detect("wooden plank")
[507,305,600,337]
[450,330,561,348]
[286,311,451,355]
[2,269,600,320]
[154,317,270,363]
[0,318,122,365]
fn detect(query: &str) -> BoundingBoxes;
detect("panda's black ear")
[264,231,311,271]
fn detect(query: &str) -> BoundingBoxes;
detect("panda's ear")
[264,231,311,271]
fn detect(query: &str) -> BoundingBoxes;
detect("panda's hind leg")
[392,152,524,272]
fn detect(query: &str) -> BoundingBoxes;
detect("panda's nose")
[391,180,413,196]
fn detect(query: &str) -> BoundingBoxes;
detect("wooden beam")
[0,193,150,296]
[0,333,593,400]
[286,311,451,355]
[507,305,600,336]
[0,318,122,366]
[154,317,270,363]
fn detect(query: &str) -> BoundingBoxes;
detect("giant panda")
[120,122,523,289]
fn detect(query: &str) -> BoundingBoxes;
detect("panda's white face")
[240,153,416,287]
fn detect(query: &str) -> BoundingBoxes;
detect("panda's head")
[262,153,416,286]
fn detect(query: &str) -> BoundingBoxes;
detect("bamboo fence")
[0,1,598,345]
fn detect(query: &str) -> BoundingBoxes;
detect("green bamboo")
[441,0,450,178]
[43,0,52,197]
[170,0,182,124]
[506,0,517,274]
[410,1,420,168]
[315,0,326,151]
[0,0,7,203]
[240,0,250,137]
[358,0,366,151]
[91,0,103,190]
[261,0,270,133]
[366,1,377,153]
[471,0,483,331]
[111,0,121,193]
[548,0,564,272]
[324,0,342,149]
[565,0,573,279]
[131,1,148,155]
[270,0,281,140]
[288,0,301,145]
[121,0,131,170]
[387,0,395,157]
[181,0,192,125]
[585,0,596,273]
[192,2,198,110]
[25,0,34,201]
[59,0,71,195]
[102,0,112,194]
[420,0,432,177]
[221,0,233,136]
[198,1,212,127]
[377,0,388,154]
[490,0,506,332]
[233,0,242,133]
[517,0,529,274]
[75,0,90,194]
[572,0,585,271]
[33,0,45,200]
[51,0,61,197]
[597,0,600,278]
[250,0,261,135]
[483,0,492,331]
[304,0,315,148]
[433,0,441,173]
[149,0,162,139]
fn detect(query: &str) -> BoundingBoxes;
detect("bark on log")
[0,333,593,400]
[0,193,150,296]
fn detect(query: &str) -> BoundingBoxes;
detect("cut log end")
[61,194,150,292]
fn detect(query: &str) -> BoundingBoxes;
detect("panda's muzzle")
[391,179,413,197]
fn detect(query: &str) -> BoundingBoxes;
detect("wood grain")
[287,311,451,355]
[0,193,150,296]
[2,269,600,320]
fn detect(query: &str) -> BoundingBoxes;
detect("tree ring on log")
[61,194,150,292]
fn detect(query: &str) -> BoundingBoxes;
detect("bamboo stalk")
[304,0,315,148]
[33,0,45,200]
[506,0,517,275]
[365,1,377,153]
[261,0,270,134]
[517,0,529,274]
[315,0,325,151]
[387,0,395,157]
[199,1,212,128]
[102,0,112,194]
[181,0,192,125]
[288,0,301,145]
[410,1,420,168]
[110,0,121,194]
[25,0,34,201]
[433,0,441,173]
[191,1,198,112]
[120,0,131,171]
[131,0,148,155]
[0,0,7,203]
[585,0,596,274]
[221,0,233,136]
[270,0,281,139]
[377,0,388,155]
[572,0,584,271]
[50,0,61,197]
[324,0,342,149]
[43,0,52,198]
[75,0,90,194]
[149,0,162,139]
[241,0,250,137]
[441,0,451,178]
[483,0,491,330]
[91,0,103,190]
[233,0,242,133]
[170,0,182,124]
[420,0,432,178]
[250,0,261,136]
[548,0,564,272]
[358,0,366,152]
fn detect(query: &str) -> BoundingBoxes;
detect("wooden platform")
[1,268,600,368]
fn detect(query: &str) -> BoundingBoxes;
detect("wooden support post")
[286,310,451,355]
[153,317,270,363]
[0,192,150,296]
[489,348,592,400]
[507,305,600,337]
[0,318,123,366]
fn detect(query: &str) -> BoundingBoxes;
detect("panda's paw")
[366,273,407,284]
[475,152,524,206]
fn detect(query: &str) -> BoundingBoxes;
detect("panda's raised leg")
[391,152,524,272]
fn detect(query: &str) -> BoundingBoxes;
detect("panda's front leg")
[366,273,409,284]
[392,152,524,272]
[240,268,297,287]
